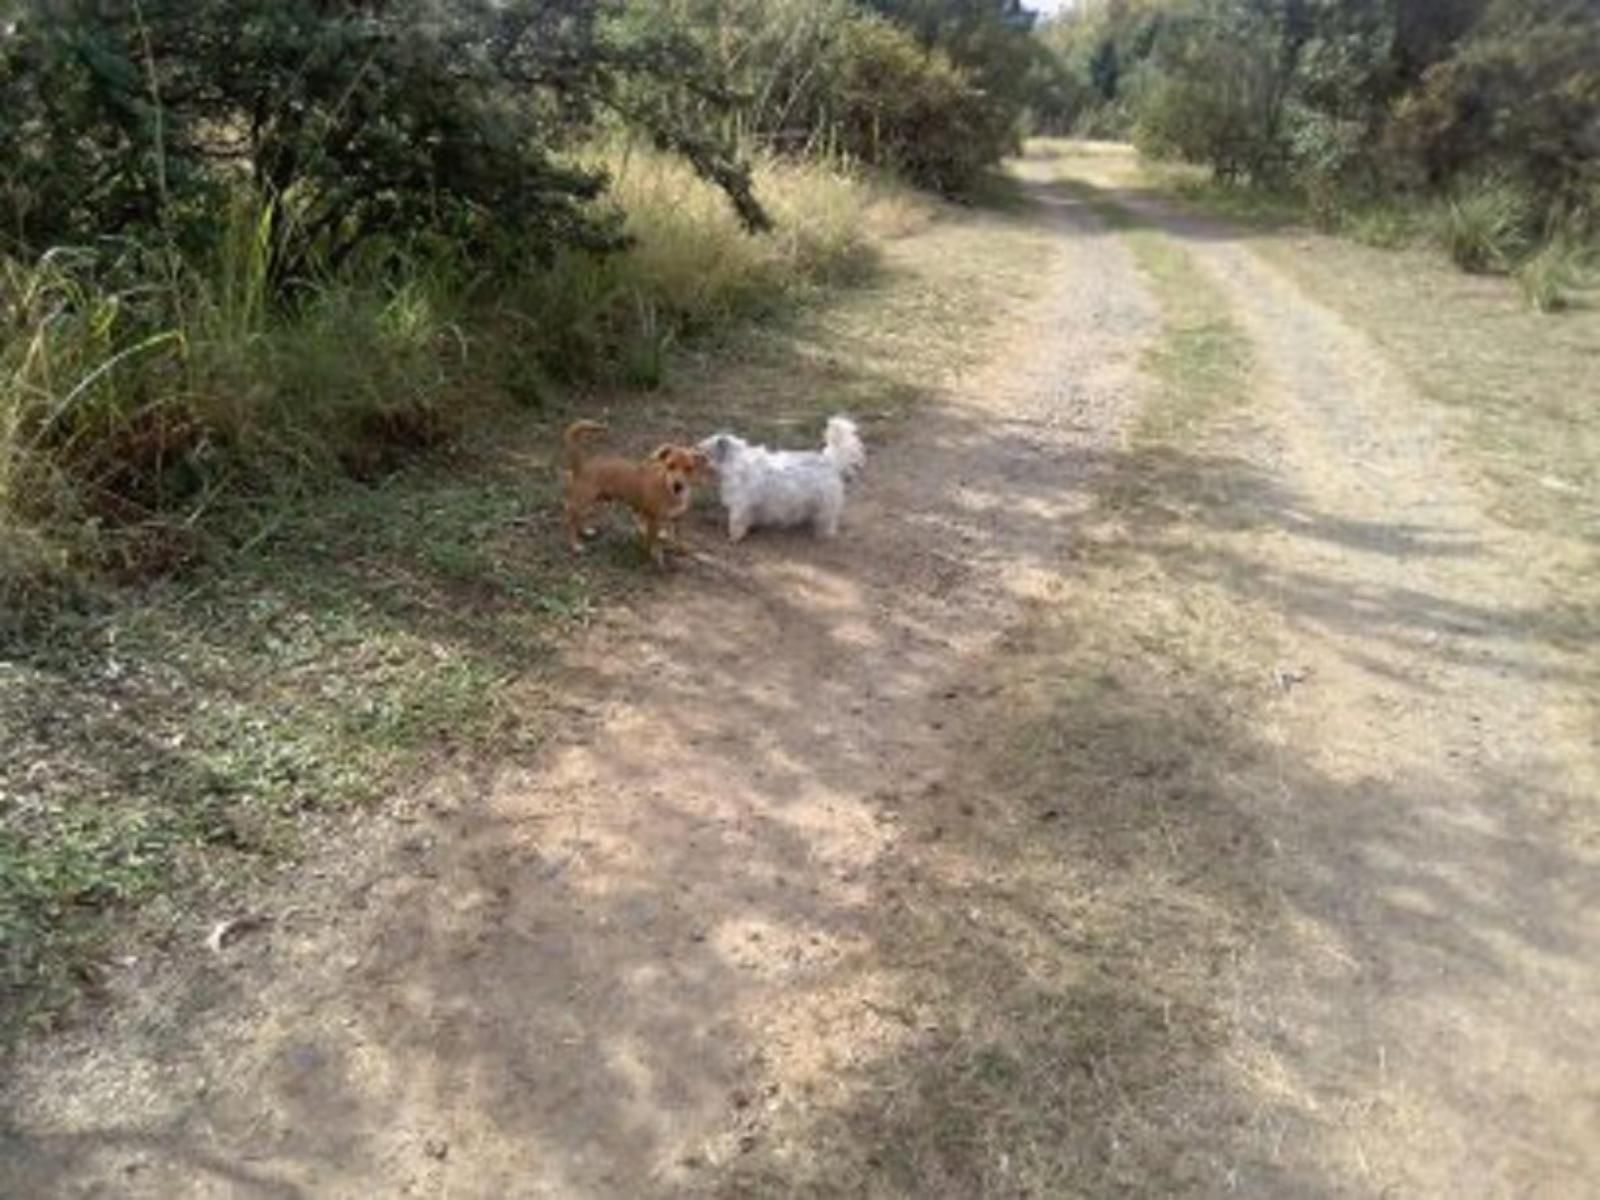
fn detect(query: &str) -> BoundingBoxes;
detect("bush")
[830,16,1010,193]
[1130,3,1293,184]
[1387,0,1600,226]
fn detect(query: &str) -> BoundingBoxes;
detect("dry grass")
[1243,226,1600,554]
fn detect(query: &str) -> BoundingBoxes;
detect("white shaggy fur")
[698,415,865,541]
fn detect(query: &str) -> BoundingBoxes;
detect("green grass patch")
[1,446,578,1032]
[1060,179,1254,446]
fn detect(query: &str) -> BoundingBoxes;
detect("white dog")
[697,415,865,541]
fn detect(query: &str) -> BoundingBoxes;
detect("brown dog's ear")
[651,445,675,462]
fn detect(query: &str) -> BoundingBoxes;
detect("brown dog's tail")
[564,420,608,472]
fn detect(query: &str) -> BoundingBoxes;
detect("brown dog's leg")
[566,495,588,553]
[641,515,666,567]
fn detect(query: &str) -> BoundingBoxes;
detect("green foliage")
[831,16,1011,193]
[1037,0,1599,280]
[1132,2,1292,183]
[0,0,767,273]
[626,0,1023,194]
[1387,0,1600,224]
[1039,0,1599,228]
[863,0,1041,124]
[1035,0,1169,135]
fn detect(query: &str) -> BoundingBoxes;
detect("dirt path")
[5,152,1599,1198]
[1059,154,1600,1194]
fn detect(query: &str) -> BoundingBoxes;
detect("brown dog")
[562,421,706,564]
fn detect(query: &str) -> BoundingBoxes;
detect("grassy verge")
[1117,149,1600,307]
[718,174,1290,1197]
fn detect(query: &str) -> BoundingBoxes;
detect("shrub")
[1386,0,1600,224]
[830,16,1009,194]
[1130,3,1294,184]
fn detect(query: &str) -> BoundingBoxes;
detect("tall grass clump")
[1435,176,1537,273]
[1516,235,1595,313]
[2,248,189,610]
[0,208,475,628]
[502,143,926,389]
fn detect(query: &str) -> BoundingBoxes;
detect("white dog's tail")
[823,415,865,479]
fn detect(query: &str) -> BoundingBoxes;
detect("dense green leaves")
[1036,0,1600,225]
[626,0,1040,194]
[0,0,767,276]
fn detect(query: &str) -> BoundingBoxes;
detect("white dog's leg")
[814,490,843,538]
[728,507,752,542]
